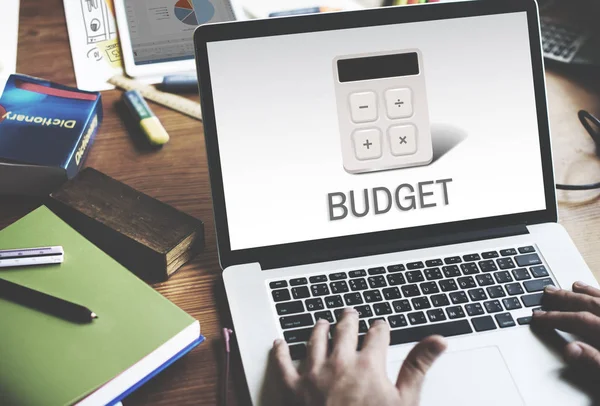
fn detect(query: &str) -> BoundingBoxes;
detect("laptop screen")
[206,11,546,251]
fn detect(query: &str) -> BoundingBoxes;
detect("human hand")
[272,308,447,406]
[532,281,600,372]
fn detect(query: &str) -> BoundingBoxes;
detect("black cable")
[555,110,600,191]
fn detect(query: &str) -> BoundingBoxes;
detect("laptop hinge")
[261,224,529,270]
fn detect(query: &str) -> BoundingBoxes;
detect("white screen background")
[207,12,547,250]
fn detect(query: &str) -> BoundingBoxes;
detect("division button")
[352,128,382,160]
[388,124,417,156]
[385,87,413,119]
[349,91,377,123]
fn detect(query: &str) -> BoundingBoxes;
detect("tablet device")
[114,0,240,81]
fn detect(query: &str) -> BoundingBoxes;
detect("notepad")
[0,206,202,406]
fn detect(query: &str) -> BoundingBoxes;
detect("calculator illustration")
[333,50,432,174]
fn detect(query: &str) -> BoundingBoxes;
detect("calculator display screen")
[337,53,420,82]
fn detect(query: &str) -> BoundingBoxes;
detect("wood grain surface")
[2,1,600,405]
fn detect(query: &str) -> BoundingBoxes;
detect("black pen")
[0,278,97,323]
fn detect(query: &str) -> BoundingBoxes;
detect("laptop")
[193,1,599,405]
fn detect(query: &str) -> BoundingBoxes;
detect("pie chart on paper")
[174,0,215,26]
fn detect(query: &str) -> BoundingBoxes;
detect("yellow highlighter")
[123,89,170,146]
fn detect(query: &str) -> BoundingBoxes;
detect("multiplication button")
[385,88,413,119]
[352,128,382,160]
[388,125,417,156]
[349,91,377,123]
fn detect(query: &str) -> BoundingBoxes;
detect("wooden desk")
[3,1,600,405]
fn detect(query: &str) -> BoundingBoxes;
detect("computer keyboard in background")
[541,18,589,63]
[268,245,555,360]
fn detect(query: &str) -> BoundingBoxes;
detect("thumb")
[564,341,600,372]
[396,335,447,398]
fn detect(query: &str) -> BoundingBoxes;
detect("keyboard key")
[305,298,324,311]
[442,265,461,278]
[497,258,516,270]
[482,251,499,259]
[310,275,327,283]
[289,343,308,360]
[420,282,439,295]
[468,288,487,301]
[344,293,363,306]
[515,254,542,267]
[427,308,447,322]
[530,265,549,278]
[334,308,345,321]
[369,317,386,327]
[505,282,524,296]
[463,254,481,262]
[349,269,367,278]
[270,280,287,289]
[484,300,503,313]
[476,274,494,286]
[331,281,349,294]
[373,302,393,315]
[407,261,425,270]
[523,278,554,293]
[444,256,462,264]
[517,316,532,325]
[387,273,406,286]
[311,283,330,296]
[465,302,484,316]
[272,289,291,302]
[478,260,498,273]
[388,314,408,328]
[502,297,522,310]
[325,295,344,308]
[389,320,472,345]
[350,278,368,291]
[431,293,450,307]
[382,287,402,300]
[461,263,479,275]
[512,268,531,281]
[518,246,536,254]
[280,313,313,329]
[368,276,387,289]
[284,328,312,343]
[355,305,373,319]
[500,248,517,256]
[290,277,308,286]
[387,264,406,273]
[472,315,497,332]
[392,299,412,313]
[487,286,506,299]
[424,268,443,280]
[292,286,310,299]
[276,300,304,315]
[359,320,369,333]
[314,310,334,323]
[364,290,383,303]
[457,276,476,289]
[406,271,425,283]
[368,267,386,275]
[495,313,516,328]
[412,296,431,310]
[494,271,513,284]
[329,272,347,281]
[446,305,465,319]
[439,279,458,292]
[426,259,444,267]
[450,291,468,304]
[408,311,427,325]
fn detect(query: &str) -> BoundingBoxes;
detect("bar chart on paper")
[174,0,215,25]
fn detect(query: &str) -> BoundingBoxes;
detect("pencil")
[0,278,97,323]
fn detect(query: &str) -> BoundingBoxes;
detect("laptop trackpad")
[389,346,524,406]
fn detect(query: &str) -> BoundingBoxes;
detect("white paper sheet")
[63,0,124,91]
[0,0,20,97]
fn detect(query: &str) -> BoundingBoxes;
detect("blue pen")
[159,75,198,93]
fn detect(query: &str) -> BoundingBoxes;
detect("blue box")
[0,74,102,195]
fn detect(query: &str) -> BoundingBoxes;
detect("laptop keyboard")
[268,245,555,360]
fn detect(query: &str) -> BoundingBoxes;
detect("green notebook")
[0,206,201,406]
